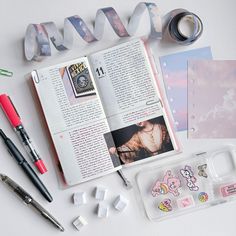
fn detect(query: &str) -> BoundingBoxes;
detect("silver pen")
[117,170,132,189]
[0,174,64,232]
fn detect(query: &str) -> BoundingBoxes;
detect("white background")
[0,0,236,235]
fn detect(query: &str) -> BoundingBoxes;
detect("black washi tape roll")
[168,12,203,45]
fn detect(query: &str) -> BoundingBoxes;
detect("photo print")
[109,116,174,165]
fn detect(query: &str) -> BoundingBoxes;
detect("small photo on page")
[59,61,96,105]
[108,116,174,165]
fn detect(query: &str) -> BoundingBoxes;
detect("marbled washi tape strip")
[24,2,203,61]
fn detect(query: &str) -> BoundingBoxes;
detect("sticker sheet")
[188,60,236,138]
[159,47,212,131]
[136,146,236,221]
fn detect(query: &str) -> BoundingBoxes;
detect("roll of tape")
[167,11,203,44]
[24,3,203,61]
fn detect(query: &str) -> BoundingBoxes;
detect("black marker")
[0,129,53,202]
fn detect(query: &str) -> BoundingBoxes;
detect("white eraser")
[73,192,87,205]
[72,216,88,231]
[113,195,129,211]
[97,202,109,218]
[95,186,108,201]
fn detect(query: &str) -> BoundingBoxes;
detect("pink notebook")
[188,60,236,138]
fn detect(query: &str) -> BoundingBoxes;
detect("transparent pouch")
[136,145,236,221]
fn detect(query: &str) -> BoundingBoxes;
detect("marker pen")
[0,94,47,174]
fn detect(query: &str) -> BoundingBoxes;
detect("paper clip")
[0,68,13,77]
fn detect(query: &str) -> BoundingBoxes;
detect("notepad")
[188,60,236,138]
[159,47,212,131]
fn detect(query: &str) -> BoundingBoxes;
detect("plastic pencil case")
[136,145,236,221]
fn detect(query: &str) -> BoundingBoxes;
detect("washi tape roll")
[24,3,203,61]
[165,10,203,44]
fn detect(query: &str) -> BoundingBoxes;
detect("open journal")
[32,39,180,186]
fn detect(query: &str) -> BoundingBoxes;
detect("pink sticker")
[221,183,236,197]
[177,195,195,209]
[152,170,181,197]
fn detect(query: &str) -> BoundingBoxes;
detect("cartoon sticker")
[198,164,208,178]
[221,183,236,197]
[177,195,195,209]
[152,170,181,197]
[180,165,199,191]
[158,199,172,212]
[198,192,208,202]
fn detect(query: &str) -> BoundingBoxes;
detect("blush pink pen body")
[0,94,47,174]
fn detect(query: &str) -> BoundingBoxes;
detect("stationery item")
[180,165,199,191]
[158,199,172,212]
[72,216,88,231]
[24,2,203,61]
[198,164,208,178]
[220,184,236,197]
[0,94,47,174]
[113,195,129,211]
[97,202,109,218]
[0,129,53,202]
[31,39,180,186]
[163,10,203,45]
[159,47,212,131]
[117,169,132,189]
[0,174,64,231]
[151,170,181,197]
[176,195,195,209]
[0,68,13,77]
[73,192,87,205]
[95,186,108,201]
[198,192,208,202]
[188,60,236,138]
[136,145,236,221]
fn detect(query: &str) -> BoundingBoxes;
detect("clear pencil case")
[136,145,236,221]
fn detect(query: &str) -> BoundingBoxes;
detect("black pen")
[0,129,53,202]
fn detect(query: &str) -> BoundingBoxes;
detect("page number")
[95,67,105,77]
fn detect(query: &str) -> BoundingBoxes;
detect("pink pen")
[0,94,47,174]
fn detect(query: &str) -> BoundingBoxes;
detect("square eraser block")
[113,195,129,211]
[97,202,109,218]
[73,192,87,205]
[72,216,88,231]
[95,186,108,200]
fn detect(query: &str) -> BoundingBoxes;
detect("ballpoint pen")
[0,129,53,202]
[0,174,64,232]
[0,94,47,174]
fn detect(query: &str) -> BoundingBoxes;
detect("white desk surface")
[1,0,236,235]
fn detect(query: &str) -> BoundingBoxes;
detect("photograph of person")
[110,116,174,165]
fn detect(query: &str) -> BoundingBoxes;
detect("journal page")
[32,57,121,186]
[89,39,179,166]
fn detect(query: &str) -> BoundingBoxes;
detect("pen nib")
[0,173,6,181]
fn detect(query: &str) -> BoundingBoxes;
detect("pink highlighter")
[0,94,47,174]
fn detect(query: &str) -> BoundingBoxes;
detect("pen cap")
[35,160,47,174]
[0,94,22,128]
